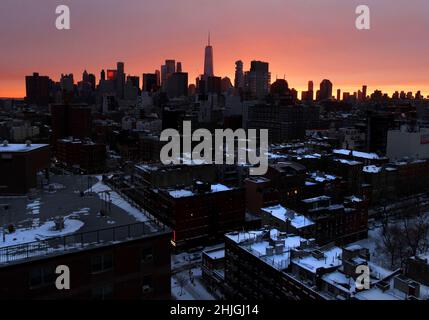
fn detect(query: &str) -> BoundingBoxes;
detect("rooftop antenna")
[208,31,211,46]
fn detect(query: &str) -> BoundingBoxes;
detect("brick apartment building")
[56,139,106,173]
[0,221,171,300]
[0,142,50,195]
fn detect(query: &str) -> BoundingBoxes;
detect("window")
[141,247,153,263]
[92,285,113,300]
[91,254,114,273]
[142,275,153,294]
[29,266,55,288]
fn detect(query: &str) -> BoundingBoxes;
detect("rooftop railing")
[0,219,168,265]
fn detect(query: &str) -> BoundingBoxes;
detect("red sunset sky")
[1,0,429,98]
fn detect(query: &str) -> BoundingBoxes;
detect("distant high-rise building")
[207,76,222,95]
[166,72,188,98]
[116,62,125,99]
[337,89,341,101]
[301,81,314,103]
[60,74,74,93]
[362,85,367,101]
[319,79,333,101]
[160,65,168,88]
[165,60,176,77]
[82,70,89,83]
[221,77,233,93]
[308,81,314,93]
[143,73,158,92]
[155,70,161,87]
[204,33,214,77]
[127,76,140,92]
[88,74,96,90]
[176,62,182,73]
[234,60,244,90]
[107,69,117,81]
[100,69,106,81]
[244,61,271,99]
[25,72,51,106]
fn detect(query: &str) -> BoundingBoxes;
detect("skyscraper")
[204,33,214,77]
[176,62,182,73]
[307,81,314,101]
[319,79,333,101]
[362,85,367,101]
[244,60,271,99]
[143,73,158,92]
[234,60,244,90]
[116,62,125,99]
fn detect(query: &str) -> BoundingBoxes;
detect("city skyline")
[1,0,429,98]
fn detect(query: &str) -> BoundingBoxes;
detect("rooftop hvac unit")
[266,246,275,256]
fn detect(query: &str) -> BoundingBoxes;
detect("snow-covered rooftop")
[168,183,232,198]
[226,229,304,270]
[333,149,383,160]
[262,205,314,229]
[292,246,342,273]
[0,143,48,153]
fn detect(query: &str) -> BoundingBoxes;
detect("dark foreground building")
[0,221,171,299]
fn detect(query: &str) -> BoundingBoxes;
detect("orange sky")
[1,0,429,98]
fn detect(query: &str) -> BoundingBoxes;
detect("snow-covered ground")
[171,267,215,300]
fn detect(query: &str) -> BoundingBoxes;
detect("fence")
[0,220,167,265]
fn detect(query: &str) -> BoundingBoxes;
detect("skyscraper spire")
[204,33,214,77]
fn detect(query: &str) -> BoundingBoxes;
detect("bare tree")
[401,207,429,258]
[175,274,189,297]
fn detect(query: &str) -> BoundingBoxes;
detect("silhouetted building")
[319,79,333,101]
[25,73,51,106]
[166,72,188,98]
[244,61,271,99]
[143,73,158,93]
[204,34,214,77]
[51,104,92,144]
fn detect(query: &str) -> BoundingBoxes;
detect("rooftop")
[226,229,305,270]
[261,205,314,229]
[333,149,384,160]
[167,183,232,198]
[0,143,49,153]
[0,175,167,266]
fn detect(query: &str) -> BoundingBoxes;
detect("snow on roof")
[354,287,400,300]
[302,195,331,203]
[169,189,195,198]
[292,246,342,273]
[205,248,225,260]
[310,172,337,182]
[334,158,362,166]
[262,205,314,229]
[363,165,382,173]
[211,184,231,193]
[345,196,363,203]
[0,143,48,153]
[168,184,232,198]
[333,149,382,160]
[0,215,84,248]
